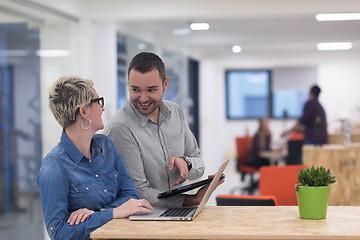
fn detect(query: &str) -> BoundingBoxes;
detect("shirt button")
[50,226,54,231]
[89,159,92,163]
[114,174,117,177]
[86,187,89,190]
[95,174,99,178]
[104,189,107,192]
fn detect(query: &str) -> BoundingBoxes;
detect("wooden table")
[90,206,360,240]
[303,144,360,206]
[328,134,360,144]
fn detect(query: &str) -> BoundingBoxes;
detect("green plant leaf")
[297,165,336,187]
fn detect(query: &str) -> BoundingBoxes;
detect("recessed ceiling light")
[137,43,147,50]
[316,13,360,21]
[190,23,209,31]
[172,28,191,35]
[232,45,242,53]
[316,42,353,51]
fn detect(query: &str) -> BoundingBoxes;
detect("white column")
[79,19,118,124]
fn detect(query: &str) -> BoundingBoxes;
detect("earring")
[81,118,92,130]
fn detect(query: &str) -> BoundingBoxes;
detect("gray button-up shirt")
[103,100,204,207]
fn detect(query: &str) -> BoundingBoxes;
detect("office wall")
[318,63,360,131]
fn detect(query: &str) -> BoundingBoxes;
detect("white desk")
[259,150,287,165]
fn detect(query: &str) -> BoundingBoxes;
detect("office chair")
[216,194,277,206]
[259,165,308,206]
[287,140,303,165]
[232,136,258,195]
[287,132,304,165]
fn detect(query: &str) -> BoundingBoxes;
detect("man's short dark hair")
[310,85,321,98]
[127,52,167,83]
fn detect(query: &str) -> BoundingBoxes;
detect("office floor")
[0,161,254,240]
[0,193,44,240]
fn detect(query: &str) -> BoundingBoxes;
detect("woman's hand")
[67,208,95,226]
[113,198,153,219]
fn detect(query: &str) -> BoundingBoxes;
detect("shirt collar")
[127,100,171,127]
[60,130,103,164]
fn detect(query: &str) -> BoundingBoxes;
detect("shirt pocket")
[104,169,119,194]
[71,181,96,207]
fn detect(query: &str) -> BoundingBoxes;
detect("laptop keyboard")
[160,207,196,217]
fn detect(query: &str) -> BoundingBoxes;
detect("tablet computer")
[158,173,225,199]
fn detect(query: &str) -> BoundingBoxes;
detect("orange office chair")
[216,194,278,206]
[233,136,258,195]
[259,165,308,206]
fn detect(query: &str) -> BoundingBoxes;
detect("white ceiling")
[2,0,360,60]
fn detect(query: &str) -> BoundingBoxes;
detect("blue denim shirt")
[37,131,140,240]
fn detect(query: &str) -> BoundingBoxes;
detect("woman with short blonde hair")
[38,75,153,240]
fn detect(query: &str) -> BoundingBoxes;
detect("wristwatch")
[182,156,192,171]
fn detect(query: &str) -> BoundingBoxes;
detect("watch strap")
[182,156,192,171]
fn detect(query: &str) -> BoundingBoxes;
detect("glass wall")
[0,1,80,217]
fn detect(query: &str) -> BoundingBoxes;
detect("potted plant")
[295,166,336,219]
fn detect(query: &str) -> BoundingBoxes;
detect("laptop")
[129,158,230,221]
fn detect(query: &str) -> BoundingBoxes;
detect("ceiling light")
[232,45,242,53]
[137,43,147,50]
[36,49,71,57]
[190,23,209,31]
[172,28,191,35]
[316,42,353,51]
[316,13,360,21]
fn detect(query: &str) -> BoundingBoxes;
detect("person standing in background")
[103,52,211,208]
[38,75,152,240]
[282,84,328,145]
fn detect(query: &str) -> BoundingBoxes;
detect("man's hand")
[168,157,189,185]
[183,174,225,206]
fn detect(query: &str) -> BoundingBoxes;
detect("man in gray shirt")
[104,52,205,207]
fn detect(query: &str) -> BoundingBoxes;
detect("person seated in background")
[247,117,272,168]
[37,75,153,240]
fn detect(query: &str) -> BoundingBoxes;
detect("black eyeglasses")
[90,97,104,107]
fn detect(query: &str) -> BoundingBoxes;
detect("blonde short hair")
[48,75,94,129]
